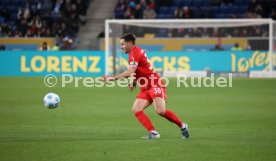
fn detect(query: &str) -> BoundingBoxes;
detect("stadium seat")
[159,7,168,14]
[229,6,239,14]
[168,7,176,14]
[115,10,124,19]
[157,14,165,19]
[243,0,251,5]
[8,6,18,14]
[202,0,212,6]
[233,0,243,5]
[11,14,18,21]
[0,17,4,24]
[182,0,192,7]
[19,0,28,6]
[50,12,59,21]
[216,14,225,19]
[10,0,21,7]
[225,14,233,18]
[238,6,248,13]
[189,7,196,12]
[7,21,14,26]
[212,6,219,14]
[165,14,174,19]
[173,0,182,7]
[192,0,202,7]
[219,6,230,14]
[158,29,167,37]
[200,7,206,13]
[0,0,9,6]
[237,14,245,18]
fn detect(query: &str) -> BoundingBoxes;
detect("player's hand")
[106,76,116,81]
[100,75,116,82]
[128,82,136,92]
[99,76,107,81]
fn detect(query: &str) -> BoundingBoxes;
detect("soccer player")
[102,33,189,139]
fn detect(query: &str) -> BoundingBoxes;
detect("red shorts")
[136,86,167,103]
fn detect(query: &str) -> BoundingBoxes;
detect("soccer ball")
[43,93,60,109]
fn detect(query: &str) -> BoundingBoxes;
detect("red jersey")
[128,46,162,89]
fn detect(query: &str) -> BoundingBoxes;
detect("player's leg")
[152,97,189,139]
[132,98,160,139]
[151,87,189,139]
[152,97,183,127]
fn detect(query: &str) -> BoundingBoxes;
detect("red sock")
[135,111,155,132]
[163,110,183,128]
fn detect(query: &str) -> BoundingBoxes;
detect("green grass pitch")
[0,77,275,161]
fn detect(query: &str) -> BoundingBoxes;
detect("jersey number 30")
[154,88,162,94]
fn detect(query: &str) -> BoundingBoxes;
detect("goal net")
[105,19,276,77]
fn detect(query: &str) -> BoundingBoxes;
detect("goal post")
[105,19,275,77]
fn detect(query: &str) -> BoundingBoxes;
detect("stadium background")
[0,0,276,161]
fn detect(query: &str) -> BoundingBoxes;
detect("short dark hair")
[120,33,135,44]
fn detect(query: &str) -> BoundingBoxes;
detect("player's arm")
[102,54,139,81]
[114,66,136,79]
[102,66,136,81]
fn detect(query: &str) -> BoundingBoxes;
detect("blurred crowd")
[0,0,90,46]
[114,0,275,38]
[114,0,276,19]
[115,0,156,19]
[122,25,269,38]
